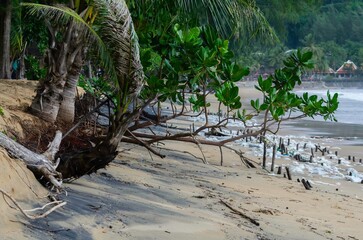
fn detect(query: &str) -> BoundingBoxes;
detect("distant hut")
[336,60,357,78]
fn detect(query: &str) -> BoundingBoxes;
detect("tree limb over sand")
[0,131,63,188]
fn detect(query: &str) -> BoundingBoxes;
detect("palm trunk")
[30,71,67,123]
[57,47,85,123]
[30,20,81,123]
[0,0,12,79]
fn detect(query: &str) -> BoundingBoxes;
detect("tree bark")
[0,131,62,188]
[57,45,85,123]
[0,0,12,79]
[30,21,76,123]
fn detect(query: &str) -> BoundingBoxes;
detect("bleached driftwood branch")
[0,188,66,219]
[0,131,63,188]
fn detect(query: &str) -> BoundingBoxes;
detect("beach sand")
[0,80,362,239]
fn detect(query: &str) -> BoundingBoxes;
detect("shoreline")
[1,80,363,239]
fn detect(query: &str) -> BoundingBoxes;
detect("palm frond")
[93,0,144,104]
[21,2,119,89]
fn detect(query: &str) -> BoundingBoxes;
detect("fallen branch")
[0,132,63,188]
[0,188,66,219]
[219,199,260,226]
[124,130,165,158]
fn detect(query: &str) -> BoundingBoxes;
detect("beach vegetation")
[0,1,340,192]
[0,0,274,182]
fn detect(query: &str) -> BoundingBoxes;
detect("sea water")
[290,88,363,144]
[304,88,363,125]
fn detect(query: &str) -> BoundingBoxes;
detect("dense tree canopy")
[254,0,363,72]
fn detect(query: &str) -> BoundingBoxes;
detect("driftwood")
[0,131,63,188]
[285,166,292,180]
[220,199,260,226]
[0,188,66,219]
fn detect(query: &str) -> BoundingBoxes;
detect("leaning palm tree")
[57,0,144,178]
[22,0,143,177]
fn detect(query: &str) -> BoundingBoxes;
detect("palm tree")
[22,0,143,177]
[22,1,92,123]
[57,0,144,178]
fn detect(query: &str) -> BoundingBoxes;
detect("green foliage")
[78,75,114,98]
[0,106,4,117]
[140,21,339,130]
[252,49,339,122]
[140,24,249,113]
[24,55,46,80]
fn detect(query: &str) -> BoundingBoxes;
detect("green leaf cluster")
[252,49,339,121]
[140,25,249,112]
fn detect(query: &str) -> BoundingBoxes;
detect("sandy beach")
[1,80,363,239]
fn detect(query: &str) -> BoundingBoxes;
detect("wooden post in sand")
[311,148,314,158]
[271,145,276,172]
[285,167,292,180]
[262,138,267,169]
[335,151,338,156]
[277,166,282,174]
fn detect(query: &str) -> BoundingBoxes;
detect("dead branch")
[0,188,66,220]
[223,146,257,169]
[124,130,165,158]
[42,130,62,162]
[0,132,62,188]
[219,199,260,226]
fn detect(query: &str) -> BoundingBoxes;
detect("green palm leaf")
[21,2,119,87]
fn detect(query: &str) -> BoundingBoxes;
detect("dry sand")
[0,80,362,240]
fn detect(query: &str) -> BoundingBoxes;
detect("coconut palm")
[22,0,143,177]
